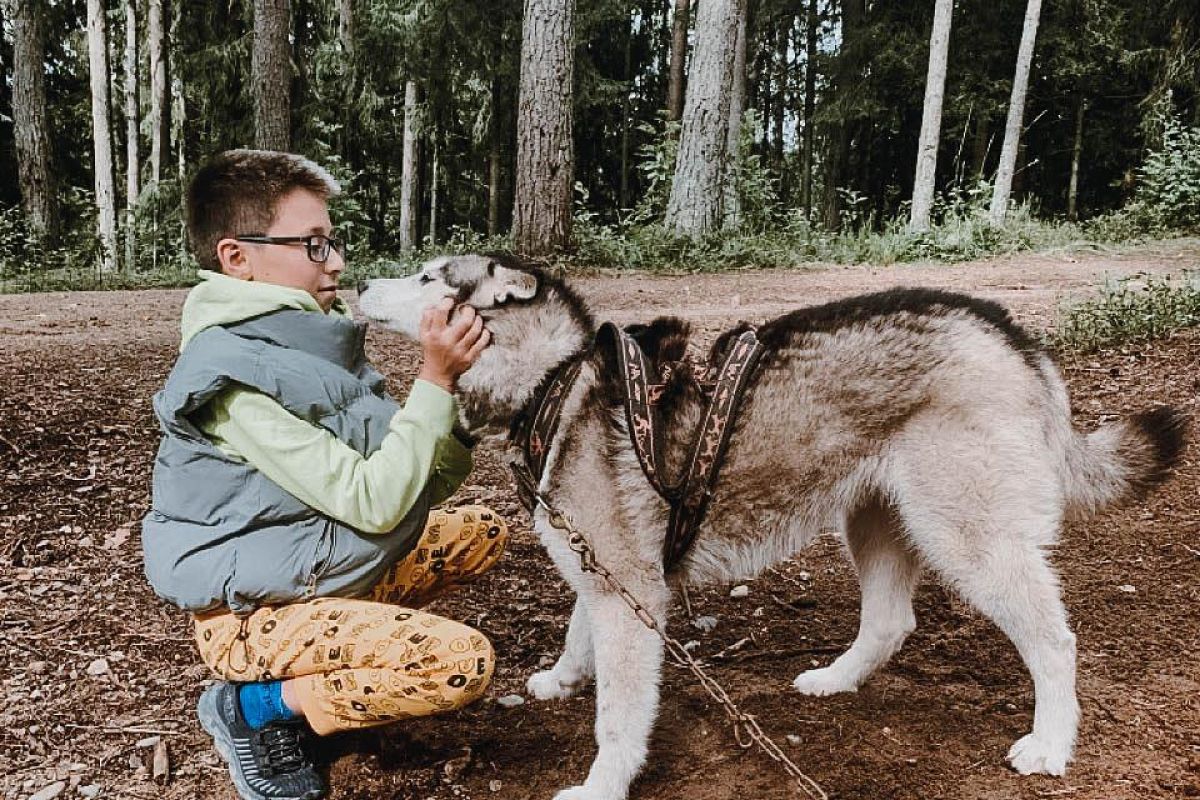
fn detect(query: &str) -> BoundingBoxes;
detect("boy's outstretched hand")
[417,298,491,393]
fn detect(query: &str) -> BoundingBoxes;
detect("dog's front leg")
[553,588,665,800]
[528,596,594,700]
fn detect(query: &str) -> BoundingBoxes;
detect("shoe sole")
[198,685,324,800]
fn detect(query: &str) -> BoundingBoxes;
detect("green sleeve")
[199,380,471,533]
[428,432,474,506]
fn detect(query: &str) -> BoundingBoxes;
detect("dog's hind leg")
[527,596,595,700]
[793,495,921,696]
[553,585,667,800]
[936,540,1077,776]
[891,460,1079,776]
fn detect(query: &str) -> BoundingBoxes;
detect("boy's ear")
[216,238,252,280]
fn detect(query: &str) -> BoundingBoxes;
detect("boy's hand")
[417,298,491,393]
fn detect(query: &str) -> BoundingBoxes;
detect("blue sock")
[237,681,297,730]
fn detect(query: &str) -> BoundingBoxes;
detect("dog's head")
[357,253,540,340]
[359,253,594,432]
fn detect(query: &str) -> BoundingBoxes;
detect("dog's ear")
[627,317,690,364]
[491,260,538,304]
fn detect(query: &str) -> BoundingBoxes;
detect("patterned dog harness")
[510,322,766,571]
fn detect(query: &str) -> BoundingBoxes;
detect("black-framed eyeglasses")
[235,234,345,264]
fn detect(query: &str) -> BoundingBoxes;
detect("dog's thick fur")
[359,254,1187,800]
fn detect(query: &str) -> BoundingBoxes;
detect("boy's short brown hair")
[186,149,341,271]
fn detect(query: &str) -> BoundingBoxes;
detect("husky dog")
[358,254,1186,800]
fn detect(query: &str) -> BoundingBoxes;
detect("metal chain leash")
[534,498,828,800]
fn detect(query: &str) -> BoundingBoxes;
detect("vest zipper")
[304,521,336,599]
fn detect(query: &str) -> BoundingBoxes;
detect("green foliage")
[630,117,681,222]
[1084,113,1200,237]
[0,188,107,292]
[1052,271,1200,352]
[3,0,1199,291]
[1133,115,1200,229]
[573,177,1098,273]
[727,110,780,233]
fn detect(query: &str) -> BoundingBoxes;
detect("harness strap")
[663,329,764,569]
[596,322,675,499]
[510,322,765,572]
[511,355,584,510]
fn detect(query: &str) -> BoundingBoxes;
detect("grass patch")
[567,194,1127,274]
[1052,271,1200,352]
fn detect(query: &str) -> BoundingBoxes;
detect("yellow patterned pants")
[193,505,507,735]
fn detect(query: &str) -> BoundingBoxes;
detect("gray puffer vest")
[141,309,432,615]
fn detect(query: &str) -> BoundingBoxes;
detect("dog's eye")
[418,274,433,285]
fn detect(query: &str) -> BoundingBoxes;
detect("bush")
[1136,116,1200,230]
[0,187,109,292]
[1052,271,1200,352]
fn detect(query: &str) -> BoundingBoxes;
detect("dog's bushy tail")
[1064,407,1188,519]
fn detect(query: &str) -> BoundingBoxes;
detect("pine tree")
[668,0,690,122]
[399,80,420,251]
[664,0,740,235]
[252,0,292,150]
[910,0,954,232]
[147,0,167,185]
[514,0,575,255]
[10,0,57,241]
[87,0,118,272]
[990,0,1043,224]
[123,0,139,268]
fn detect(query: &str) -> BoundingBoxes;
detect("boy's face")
[216,188,345,312]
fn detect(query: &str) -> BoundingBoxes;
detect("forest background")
[1,0,1199,292]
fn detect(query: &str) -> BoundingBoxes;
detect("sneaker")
[198,681,326,800]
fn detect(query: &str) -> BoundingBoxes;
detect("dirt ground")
[2,241,1199,800]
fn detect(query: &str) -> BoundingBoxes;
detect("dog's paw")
[1006,733,1071,776]
[552,786,613,800]
[527,669,581,701]
[791,666,859,696]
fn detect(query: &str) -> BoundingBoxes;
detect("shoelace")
[254,723,310,777]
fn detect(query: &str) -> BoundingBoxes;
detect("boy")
[142,149,505,800]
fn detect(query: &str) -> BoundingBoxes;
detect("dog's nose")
[356,280,370,296]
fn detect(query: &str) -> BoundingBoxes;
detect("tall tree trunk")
[822,0,865,229]
[252,0,292,150]
[338,0,355,160]
[124,0,139,269]
[724,0,748,228]
[772,17,787,174]
[428,132,439,246]
[667,0,690,123]
[123,0,139,207]
[989,0,1043,225]
[399,80,420,251]
[147,0,167,184]
[972,112,990,179]
[802,0,817,218]
[338,0,355,61]
[292,0,309,138]
[664,0,740,236]
[909,0,954,232]
[514,0,575,256]
[620,20,633,209]
[172,0,186,260]
[488,76,503,236]
[1011,136,1028,198]
[372,165,391,251]
[1067,96,1085,222]
[87,0,118,273]
[11,0,57,241]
